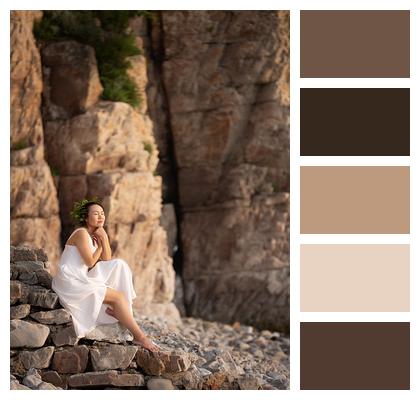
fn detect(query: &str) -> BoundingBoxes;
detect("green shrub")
[143,141,153,154]
[101,74,140,107]
[11,138,29,150]
[33,11,155,107]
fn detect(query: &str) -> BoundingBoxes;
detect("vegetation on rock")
[11,138,29,151]
[143,141,153,154]
[34,11,155,107]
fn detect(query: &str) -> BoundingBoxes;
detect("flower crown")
[70,196,103,225]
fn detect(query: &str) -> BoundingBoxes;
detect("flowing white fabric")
[51,228,137,338]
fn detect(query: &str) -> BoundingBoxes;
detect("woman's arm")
[94,227,112,261]
[73,230,103,268]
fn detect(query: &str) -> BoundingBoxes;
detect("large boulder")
[10,11,44,154]
[41,40,103,119]
[44,101,158,176]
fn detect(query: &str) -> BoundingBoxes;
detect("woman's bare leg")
[103,288,159,352]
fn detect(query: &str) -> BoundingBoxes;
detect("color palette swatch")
[299,9,410,390]
[300,244,410,312]
[300,166,410,234]
[300,10,410,78]
[300,322,410,389]
[300,88,410,156]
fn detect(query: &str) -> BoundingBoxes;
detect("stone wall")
[10,245,200,389]
[10,245,289,390]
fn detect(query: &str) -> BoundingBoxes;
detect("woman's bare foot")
[105,307,159,352]
[133,335,161,353]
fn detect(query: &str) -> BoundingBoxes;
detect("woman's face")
[86,204,105,228]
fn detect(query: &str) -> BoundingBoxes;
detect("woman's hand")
[93,227,112,261]
[93,227,108,240]
[91,234,103,248]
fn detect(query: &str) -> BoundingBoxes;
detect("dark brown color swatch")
[300,322,410,389]
[300,88,410,156]
[301,10,410,78]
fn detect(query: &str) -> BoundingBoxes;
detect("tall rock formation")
[144,11,290,330]
[10,11,62,267]
[40,39,177,319]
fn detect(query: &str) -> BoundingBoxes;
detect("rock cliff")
[10,10,289,332]
[10,11,62,266]
[141,11,290,330]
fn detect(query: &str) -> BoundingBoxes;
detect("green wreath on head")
[70,196,103,226]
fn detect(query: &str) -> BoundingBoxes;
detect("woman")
[51,197,160,353]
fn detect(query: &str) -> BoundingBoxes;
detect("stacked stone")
[10,246,189,389]
[11,245,278,390]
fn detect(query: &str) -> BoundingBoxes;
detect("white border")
[2,1,419,398]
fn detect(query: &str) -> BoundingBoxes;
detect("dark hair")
[70,197,104,227]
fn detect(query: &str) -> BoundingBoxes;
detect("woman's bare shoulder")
[66,227,89,245]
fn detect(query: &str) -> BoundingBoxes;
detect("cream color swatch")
[300,244,410,312]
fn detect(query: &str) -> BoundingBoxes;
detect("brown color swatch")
[300,166,410,234]
[300,322,410,389]
[300,88,410,156]
[300,244,410,312]
[300,10,410,78]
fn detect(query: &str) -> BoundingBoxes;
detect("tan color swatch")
[300,166,410,234]
[300,244,410,312]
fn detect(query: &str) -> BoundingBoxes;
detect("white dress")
[51,228,137,338]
